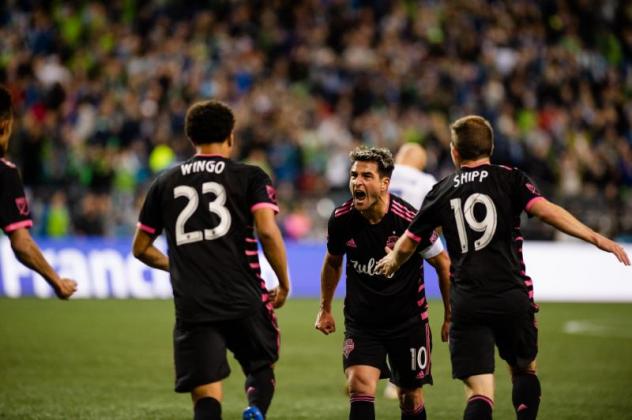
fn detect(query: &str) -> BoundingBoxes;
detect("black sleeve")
[248,167,279,214]
[326,211,346,256]
[0,166,33,233]
[512,169,544,215]
[137,176,165,236]
[406,187,441,245]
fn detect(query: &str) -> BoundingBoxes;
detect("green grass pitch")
[1,298,631,419]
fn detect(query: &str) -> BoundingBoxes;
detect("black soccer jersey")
[328,194,441,336]
[138,154,279,323]
[0,158,33,234]
[406,163,542,306]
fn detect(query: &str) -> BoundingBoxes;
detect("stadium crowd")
[0,0,631,241]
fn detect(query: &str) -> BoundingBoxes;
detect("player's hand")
[270,285,289,309]
[441,320,450,342]
[54,278,78,300]
[315,309,336,335]
[595,235,630,266]
[376,247,397,276]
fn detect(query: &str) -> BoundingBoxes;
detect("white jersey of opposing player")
[389,164,438,210]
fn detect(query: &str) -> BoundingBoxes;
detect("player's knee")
[511,359,537,377]
[245,366,275,390]
[398,388,423,412]
[346,372,376,395]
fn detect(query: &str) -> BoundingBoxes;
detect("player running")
[315,146,451,420]
[377,115,630,420]
[133,100,290,420]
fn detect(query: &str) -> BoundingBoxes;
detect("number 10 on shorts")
[410,346,428,371]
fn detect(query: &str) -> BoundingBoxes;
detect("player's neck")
[359,194,389,224]
[195,143,231,158]
[460,157,490,168]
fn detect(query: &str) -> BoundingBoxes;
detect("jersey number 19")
[450,193,497,253]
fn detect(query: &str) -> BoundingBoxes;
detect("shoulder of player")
[0,158,20,179]
[389,194,417,222]
[332,198,354,219]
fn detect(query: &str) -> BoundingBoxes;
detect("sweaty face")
[349,161,387,211]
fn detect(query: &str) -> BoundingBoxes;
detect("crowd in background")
[1,0,631,241]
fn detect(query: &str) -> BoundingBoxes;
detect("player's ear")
[381,176,390,192]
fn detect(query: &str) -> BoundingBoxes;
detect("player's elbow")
[132,243,147,260]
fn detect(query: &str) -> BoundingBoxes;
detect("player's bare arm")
[254,207,290,308]
[426,250,452,342]
[528,198,630,266]
[376,234,417,276]
[315,252,343,335]
[132,229,169,271]
[8,228,77,299]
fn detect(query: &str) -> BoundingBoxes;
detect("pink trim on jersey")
[251,202,280,213]
[392,208,414,221]
[250,262,260,269]
[424,322,431,376]
[525,196,545,212]
[417,297,426,307]
[528,290,534,298]
[498,165,513,171]
[0,158,17,168]
[246,237,258,243]
[194,153,225,158]
[515,236,524,241]
[4,220,33,233]
[469,395,494,407]
[245,250,258,256]
[421,311,429,321]
[524,280,533,286]
[405,229,421,243]
[418,283,425,292]
[137,222,156,234]
[392,201,416,219]
[335,202,353,217]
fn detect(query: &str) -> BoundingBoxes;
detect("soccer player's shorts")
[342,319,433,389]
[450,302,538,379]
[173,303,279,393]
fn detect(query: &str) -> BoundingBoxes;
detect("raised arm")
[426,250,452,342]
[9,228,77,299]
[315,252,343,335]
[132,228,169,272]
[254,207,290,308]
[528,198,630,265]
[376,233,419,277]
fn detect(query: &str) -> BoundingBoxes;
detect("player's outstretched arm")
[376,234,417,276]
[315,252,343,335]
[132,229,169,271]
[528,198,630,266]
[426,250,452,342]
[254,208,290,308]
[8,228,77,299]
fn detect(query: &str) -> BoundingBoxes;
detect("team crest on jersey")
[525,182,539,195]
[343,339,355,359]
[386,235,399,249]
[346,238,357,248]
[15,197,29,216]
[266,185,277,203]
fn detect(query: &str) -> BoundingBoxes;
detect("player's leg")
[496,303,540,420]
[345,365,381,420]
[173,321,230,420]
[226,302,280,419]
[386,318,433,419]
[450,317,496,420]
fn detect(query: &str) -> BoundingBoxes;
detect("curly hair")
[185,100,235,145]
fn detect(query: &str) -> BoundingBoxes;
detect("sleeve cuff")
[137,222,157,235]
[3,220,33,233]
[251,202,280,214]
[525,196,545,212]
[405,229,422,243]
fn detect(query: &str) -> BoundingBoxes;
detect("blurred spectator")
[0,0,630,241]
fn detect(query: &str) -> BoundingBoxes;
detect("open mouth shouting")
[353,189,368,206]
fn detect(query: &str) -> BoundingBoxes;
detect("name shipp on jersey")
[453,170,488,188]
[181,160,226,175]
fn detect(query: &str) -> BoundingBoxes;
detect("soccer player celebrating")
[315,147,451,420]
[0,85,77,299]
[377,116,630,420]
[133,100,290,420]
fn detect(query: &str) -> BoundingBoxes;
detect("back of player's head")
[0,85,12,121]
[349,146,395,178]
[185,100,235,145]
[450,115,494,161]
[395,142,427,171]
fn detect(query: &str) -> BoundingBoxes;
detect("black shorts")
[342,319,433,389]
[173,303,279,393]
[449,303,538,379]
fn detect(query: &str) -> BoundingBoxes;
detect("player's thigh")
[450,318,495,379]
[386,320,433,389]
[225,303,280,374]
[342,330,389,379]
[173,321,230,393]
[494,307,538,369]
